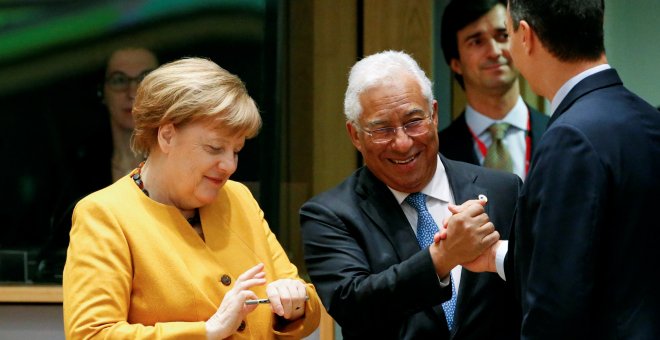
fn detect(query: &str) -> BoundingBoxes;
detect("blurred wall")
[604,0,660,106]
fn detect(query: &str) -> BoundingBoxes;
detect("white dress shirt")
[465,96,529,180]
[388,155,462,290]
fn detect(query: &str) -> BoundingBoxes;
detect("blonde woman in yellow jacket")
[63,58,321,339]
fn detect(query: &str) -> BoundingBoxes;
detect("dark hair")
[97,47,159,100]
[440,0,506,88]
[508,0,605,62]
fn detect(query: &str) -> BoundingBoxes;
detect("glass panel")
[0,0,278,284]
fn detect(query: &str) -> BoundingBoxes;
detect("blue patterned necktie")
[405,192,457,330]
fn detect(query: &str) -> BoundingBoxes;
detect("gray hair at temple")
[343,50,434,123]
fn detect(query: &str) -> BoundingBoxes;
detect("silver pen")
[245,296,310,305]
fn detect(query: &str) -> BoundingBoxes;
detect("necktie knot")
[404,192,427,212]
[405,192,438,249]
[488,122,510,140]
[484,122,513,172]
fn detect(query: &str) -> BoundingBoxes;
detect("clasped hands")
[205,263,307,339]
[429,199,499,277]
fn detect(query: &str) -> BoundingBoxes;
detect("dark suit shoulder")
[529,107,548,120]
[301,167,365,207]
[439,106,550,165]
[438,113,479,165]
[299,167,397,226]
[438,113,467,139]
[443,156,521,188]
[529,106,549,129]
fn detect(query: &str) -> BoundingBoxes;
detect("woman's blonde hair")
[131,57,261,157]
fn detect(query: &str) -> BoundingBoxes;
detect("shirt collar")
[465,96,528,136]
[389,155,452,204]
[550,64,611,114]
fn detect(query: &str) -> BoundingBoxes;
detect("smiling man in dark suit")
[463,0,660,338]
[300,50,522,339]
[438,0,548,180]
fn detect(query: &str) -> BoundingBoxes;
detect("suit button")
[220,274,231,286]
[237,320,246,331]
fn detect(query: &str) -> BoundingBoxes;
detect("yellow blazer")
[63,176,321,339]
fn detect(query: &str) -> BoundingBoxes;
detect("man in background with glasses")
[300,50,521,339]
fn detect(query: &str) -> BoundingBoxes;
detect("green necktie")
[483,122,513,172]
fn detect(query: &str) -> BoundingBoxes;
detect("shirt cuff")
[495,240,508,281]
[437,273,450,287]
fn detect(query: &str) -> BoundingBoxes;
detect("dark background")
[0,0,278,283]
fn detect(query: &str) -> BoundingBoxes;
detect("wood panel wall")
[284,2,359,338]
[362,0,434,77]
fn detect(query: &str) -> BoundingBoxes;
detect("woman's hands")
[267,279,308,321]
[206,263,266,340]
[205,264,308,339]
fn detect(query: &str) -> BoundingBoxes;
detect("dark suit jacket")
[438,105,548,169]
[505,69,660,339]
[301,155,522,340]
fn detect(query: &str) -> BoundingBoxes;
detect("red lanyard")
[468,108,532,175]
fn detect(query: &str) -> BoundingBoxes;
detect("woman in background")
[63,57,321,339]
[102,47,159,181]
[37,47,159,282]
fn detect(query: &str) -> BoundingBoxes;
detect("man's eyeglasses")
[105,70,153,92]
[355,116,433,144]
